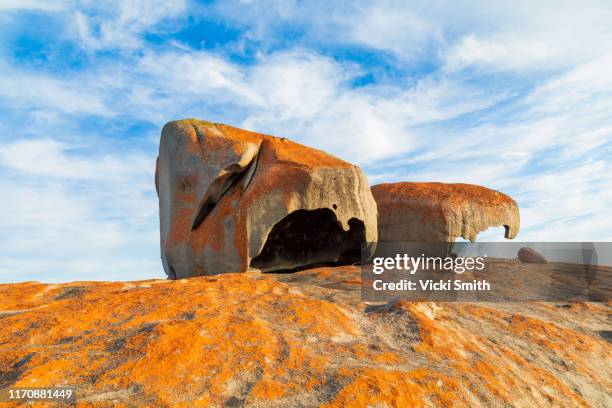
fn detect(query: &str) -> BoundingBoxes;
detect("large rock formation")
[156,119,377,278]
[1,266,609,406]
[371,182,520,243]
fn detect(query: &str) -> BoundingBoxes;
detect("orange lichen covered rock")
[371,182,520,243]
[1,265,610,407]
[156,119,377,278]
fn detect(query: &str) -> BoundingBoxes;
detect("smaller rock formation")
[156,119,377,278]
[518,247,548,264]
[371,182,520,243]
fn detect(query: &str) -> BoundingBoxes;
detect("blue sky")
[0,0,611,282]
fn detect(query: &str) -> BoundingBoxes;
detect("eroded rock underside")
[156,119,377,278]
[1,267,610,407]
[371,182,520,243]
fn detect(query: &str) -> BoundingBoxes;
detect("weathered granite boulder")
[371,182,519,243]
[518,247,548,264]
[156,119,377,278]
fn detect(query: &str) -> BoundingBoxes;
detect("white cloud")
[346,2,439,60]
[0,0,70,11]
[523,56,612,114]
[0,65,112,116]
[0,138,162,283]
[210,0,612,73]
[0,139,151,179]
[136,49,264,106]
[344,1,612,72]
[73,0,187,51]
[440,2,612,72]
[240,50,405,161]
[249,51,349,120]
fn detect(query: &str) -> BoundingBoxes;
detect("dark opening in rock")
[250,208,365,272]
[503,225,511,239]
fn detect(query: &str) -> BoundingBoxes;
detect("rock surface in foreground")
[1,266,610,407]
[372,182,520,243]
[156,119,377,278]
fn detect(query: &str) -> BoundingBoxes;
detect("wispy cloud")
[0,0,70,11]
[73,0,188,51]
[0,138,159,283]
[0,64,112,116]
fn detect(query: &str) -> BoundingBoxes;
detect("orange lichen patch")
[285,266,363,292]
[324,367,463,408]
[189,188,242,253]
[165,207,195,247]
[550,301,612,314]
[373,183,446,221]
[283,298,355,336]
[235,146,314,221]
[372,181,520,242]
[0,281,49,310]
[215,123,352,170]
[394,301,462,361]
[459,304,610,364]
[399,301,604,407]
[183,119,351,170]
[373,182,517,211]
[0,272,360,406]
[507,314,593,352]
[249,379,286,399]
[1,265,610,407]
[293,266,352,281]
[348,343,402,365]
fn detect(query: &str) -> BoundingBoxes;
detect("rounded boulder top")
[371,182,520,243]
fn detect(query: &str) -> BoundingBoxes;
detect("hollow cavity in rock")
[250,208,365,272]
